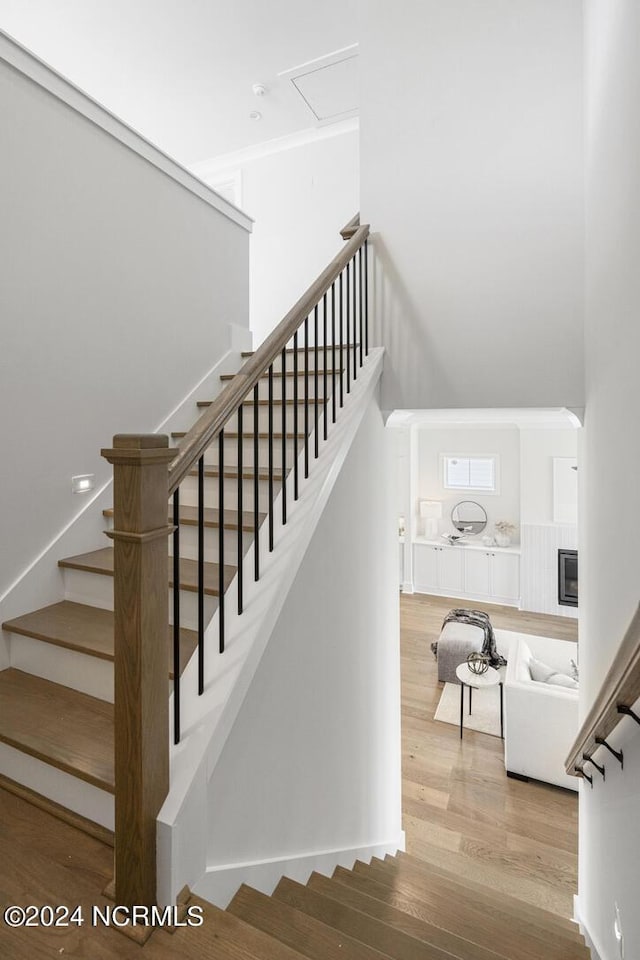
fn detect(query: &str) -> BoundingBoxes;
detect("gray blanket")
[431,608,506,667]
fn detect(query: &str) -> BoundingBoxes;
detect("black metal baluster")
[358,245,363,367]
[364,238,369,356]
[198,457,204,695]
[268,364,274,551]
[339,272,344,407]
[331,281,336,423]
[218,429,225,653]
[323,292,328,441]
[304,316,309,478]
[352,254,357,381]
[172,487,181,743]
[293,333,299,499]
[237,405,243,616]
[281,348,287,524]
[314,304,319,459]
[253,384,259,581]
[346,262,351,394]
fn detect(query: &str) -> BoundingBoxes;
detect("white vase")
[495,533,511,547]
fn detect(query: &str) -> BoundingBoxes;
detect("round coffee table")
[455,662,504,740]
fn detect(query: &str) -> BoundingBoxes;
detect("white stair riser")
[194,436,303,469]
[62,567,220,631]
[221,375,332,401]
[0,741,114,830]
[103,516,251,565]
[179,475,284,513]
[168,525,253,565]
[264,349,353,373]
[8,632,114,702]
[207,405,328,433]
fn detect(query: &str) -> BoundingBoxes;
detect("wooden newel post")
[101,434,176,908]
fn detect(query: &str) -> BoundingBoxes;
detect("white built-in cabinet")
[413,540,520,606]
[413,543,464,596]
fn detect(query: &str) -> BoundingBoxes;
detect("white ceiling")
[0,0,358,165]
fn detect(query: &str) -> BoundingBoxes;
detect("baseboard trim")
[193,831,406,909]
[573,895,604,960]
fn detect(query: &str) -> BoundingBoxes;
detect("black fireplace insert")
[558,549,578,607]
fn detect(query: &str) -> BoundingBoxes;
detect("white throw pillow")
[529,656,579,689]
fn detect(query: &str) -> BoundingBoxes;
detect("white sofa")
[500,631,579,792]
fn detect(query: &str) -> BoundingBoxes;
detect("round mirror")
[451,501,487,536]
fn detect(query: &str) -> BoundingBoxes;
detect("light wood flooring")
[0,592,580,957]
[400,592,579,919]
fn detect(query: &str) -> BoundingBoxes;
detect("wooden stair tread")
[103,505,266,531]
[0,669,114,792]
[272,877,457,960]
[171,431,307,440]
[58,548,236,596]
[228,884,391,960]
[197,398,328,408]
[2,600,197,678]
[393,824,576,920]
[362,858,583,948]
[331,865,588,960]
[187,466,286,481]
[241,347,360,357]
[188,896,309,960]
[220,370,341,380]
[391,853,581,938]
[306,871,509,960]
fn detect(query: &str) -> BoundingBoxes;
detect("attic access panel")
[279,44,358,125]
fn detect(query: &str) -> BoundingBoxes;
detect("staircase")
[0,776,591,960]
[0,349,335,818]
[138,851,589,959]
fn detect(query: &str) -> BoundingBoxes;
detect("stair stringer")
[156,349,402,908]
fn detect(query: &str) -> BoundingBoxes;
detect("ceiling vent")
[279,44,358,125]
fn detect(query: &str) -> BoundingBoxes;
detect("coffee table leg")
[469,685,473,715]
[500,682,504,739]
[460,682,464,739]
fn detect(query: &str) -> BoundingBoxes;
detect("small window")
[443,456,496,492]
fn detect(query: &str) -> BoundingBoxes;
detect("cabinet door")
[464,550,491,597]
[437,547,464,594]
[491,552,520,602]
[414,544,438,591]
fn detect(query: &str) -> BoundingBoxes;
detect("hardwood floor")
[0,591,579,956]
[400,592,579,918]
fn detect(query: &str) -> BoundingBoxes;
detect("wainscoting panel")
[520,523,578,618]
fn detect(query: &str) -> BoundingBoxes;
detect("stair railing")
[102,216,370,908]
[566,603,640,784]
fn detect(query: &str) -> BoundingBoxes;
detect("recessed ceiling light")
[249,111,262,121]
[252,83,267,97]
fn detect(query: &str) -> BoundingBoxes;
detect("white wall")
[579,3,640,958]
[520,428,578,524]
[202,398,402,889]
[0,43,249,604]
[415,426,521,543]
[359,0,584,411]
[198,128,359,348]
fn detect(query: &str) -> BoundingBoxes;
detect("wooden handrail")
[340,212,360,239]
[168,220,369,495]
[566,603,640,774]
